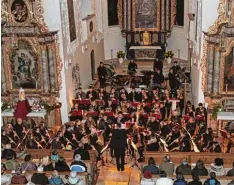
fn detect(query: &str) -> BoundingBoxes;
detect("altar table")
[129,46,162,60]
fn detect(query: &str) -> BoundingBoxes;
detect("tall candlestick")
[226,83,228,93]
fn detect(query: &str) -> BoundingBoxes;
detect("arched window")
[175,0,184,26]
[108,0,118,26]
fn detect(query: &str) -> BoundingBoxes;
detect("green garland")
[212,105,222,120]
[41,101,54,114]
[1,102,9,112]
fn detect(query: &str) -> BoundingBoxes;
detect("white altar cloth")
[217,112,234,121]
[1,109,47,118]
[129,46,162,50]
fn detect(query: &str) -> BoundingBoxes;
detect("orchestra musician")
[75,87,86,99]
[128,87,138,102]
[86,85,98,101]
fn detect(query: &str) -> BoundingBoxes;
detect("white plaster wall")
[81,0,92,18]
[102,0,126,60]
[167,0,189,60]
[42,0,69,124]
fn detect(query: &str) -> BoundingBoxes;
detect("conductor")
[110,123,127,171]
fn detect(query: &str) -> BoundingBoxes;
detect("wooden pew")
[143,152,234,165]
[139,174,234,185]
[6,171,89,185]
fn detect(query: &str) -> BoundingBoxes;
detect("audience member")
[210,158,226,176]
[55,156,70,172]
[226,162,234,176]
[203,172,221,185]
[31,166,49,185]
[42,156,54,171]
[228,180,234,185]
[173,172,187,185]
[191,160,208,176]
[4,153,18,170]
[74,143,90,160]
[1,163,12,185]
[188,173,202,185]
[21,155,37,171]
[11,165,28,184]
[175,158,192,175]
[156,171,173,185]
[143,157,159,174]
[140,170,156,185]
[49,170,64,185]
[159,155,174,175]
[70,154,87,172]
[51,150,59,161]
[1,144,16,159]
[66,171,82,185]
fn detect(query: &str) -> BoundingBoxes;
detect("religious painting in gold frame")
[3,37,43,93]
[132,0,160,31]
[220,39,234,94]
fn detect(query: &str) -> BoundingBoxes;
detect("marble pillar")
[207,46,214,93]
[213,48,220,94]
[48,48,56,91]
[41,49,49,93]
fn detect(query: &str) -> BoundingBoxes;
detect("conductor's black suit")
[110,128,127,171]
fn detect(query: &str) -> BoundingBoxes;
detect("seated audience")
[67,171,82,185]
[55,156,70,172]
[159,155,174,175]
[140,170,156,185]
[42,156,54,171]
[4,153,18,170]
[228,180,234,185]
[175,158,192,175]
[203,172,221,185]
[21,155,37,171]
[173,172,187,185]
[74,143,90,160]
[188,173,202,185]
[11,165,28,184]
[1,163,12,185]
[49,170,64,185]
[156,171,173,185]
[191,160,208,176]
[226,162,234,176]
[210,158,226,176]
[142,157,159,174]
[70,154,87,172]
[31,166,49,185]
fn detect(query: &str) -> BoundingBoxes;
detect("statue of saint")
[14,88,31,120]
[143,30,150,45]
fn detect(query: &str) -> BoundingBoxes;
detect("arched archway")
[90,50,95,80]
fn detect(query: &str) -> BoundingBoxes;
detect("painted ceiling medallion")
[11,0,28,23]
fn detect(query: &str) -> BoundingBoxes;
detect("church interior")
[1,0,234,185]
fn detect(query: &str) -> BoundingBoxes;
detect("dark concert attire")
[74,147,90,160]
[168,71,179,90]
[110,128,127,171]
[75,91,86,99]
[128,91,138,102]
[13,123,24,139]
[86,90,98,101]
[153,72,164,87]
[171,65,181,76]
[128,61,137,72]
[153,60,163,72]
[97,65,107,88]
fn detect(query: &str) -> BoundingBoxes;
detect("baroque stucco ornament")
[60,0,82,56]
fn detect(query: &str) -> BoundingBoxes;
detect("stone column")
[1,48,7,93]
[207,46,214,93]
[213,48,220,94]
[48,48,56,91]
[41,49,49,93]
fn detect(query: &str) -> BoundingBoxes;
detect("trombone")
[183,127,200,152]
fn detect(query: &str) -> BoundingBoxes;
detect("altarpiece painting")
[224,47,234,91]
[67,0,76,42]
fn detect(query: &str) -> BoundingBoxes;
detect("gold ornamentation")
[34,0,48,32]
[117,0,123,29]
[207,0,228,35]
[201,40,208,92]
[170,0,176,28]
[220,38,234,94]
[55,40,63,90]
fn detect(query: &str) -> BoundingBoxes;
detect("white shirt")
[140,178,156,185]
[156,177,173,185]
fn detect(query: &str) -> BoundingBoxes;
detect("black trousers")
[114,147,125,171]
[99,78,106,88]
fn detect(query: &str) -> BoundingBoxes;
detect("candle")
[226,83,228,93]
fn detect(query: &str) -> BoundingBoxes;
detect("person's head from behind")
[214,158,223,166]
[192,173,200,181]
[24,155,32,162]
[164,155,171,163]
[74,154,81,161]
[100,62,103,67]
[1,163,6,174]
[160,171,167,178]
[51,170,59,178]
[210,172,216,179]
[176,172,184,180]
[232,162,234,169]
[148,157,155,165]
[196,160,205,169]
[6,153,14,160]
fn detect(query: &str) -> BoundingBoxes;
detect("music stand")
[129,141,141,170]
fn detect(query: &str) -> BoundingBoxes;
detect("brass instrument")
[33,139,44,149]
[160,138,169,152]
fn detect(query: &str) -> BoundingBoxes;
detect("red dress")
[14,99,31,120]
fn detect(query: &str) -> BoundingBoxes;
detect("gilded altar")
[1,0,63,127]
[201,0,234,130]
